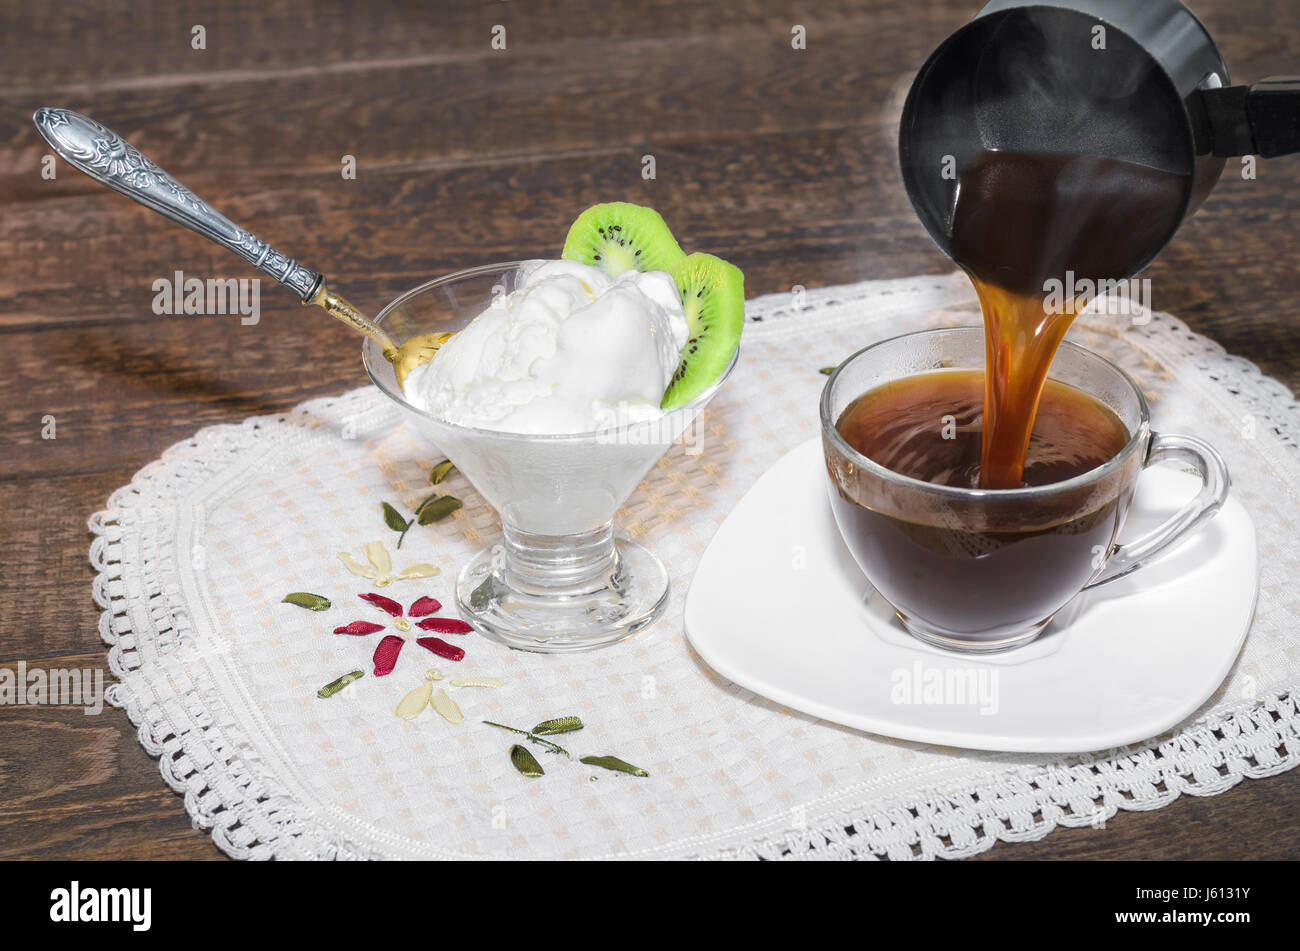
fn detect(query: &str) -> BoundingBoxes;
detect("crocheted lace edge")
[89,276,1299,860]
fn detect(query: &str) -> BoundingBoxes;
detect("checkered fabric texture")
[91,273,1299,859]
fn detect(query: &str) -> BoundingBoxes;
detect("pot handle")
[1200,77,1300,158]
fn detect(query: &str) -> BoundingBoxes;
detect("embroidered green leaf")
[483,720,570,756]
[580,755,649,777]
[417,495,462,525]
[382,502,414,548]
[510,744,544,778]
[429,460,456,485]
[282,592,331,611]
[382,501,410,532]
[317,670,364,698]
[469,576,495,611]
[532,716,584,736]
[819,367,834,376]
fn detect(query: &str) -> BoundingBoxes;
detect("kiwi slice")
[562,202,686,277]
[661,252,744,410]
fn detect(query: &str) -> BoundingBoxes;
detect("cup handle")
[1085,432,1230,588]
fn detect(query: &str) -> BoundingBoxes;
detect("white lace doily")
[92,273,1299,860]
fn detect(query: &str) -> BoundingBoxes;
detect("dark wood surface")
[1,0,1296,861]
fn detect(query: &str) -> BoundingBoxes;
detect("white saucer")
[684,439,1257,753]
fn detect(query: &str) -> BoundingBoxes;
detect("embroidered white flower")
[337,540,438,588]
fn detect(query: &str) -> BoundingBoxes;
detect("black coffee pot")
[899,0,1300,276]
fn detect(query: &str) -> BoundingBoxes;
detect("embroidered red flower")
[333,594,472,675]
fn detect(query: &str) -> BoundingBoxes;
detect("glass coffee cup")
[821,328,1229,653]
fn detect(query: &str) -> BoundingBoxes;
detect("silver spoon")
[32,107,449,386]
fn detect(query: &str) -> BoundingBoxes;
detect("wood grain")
[0,0,1296,861]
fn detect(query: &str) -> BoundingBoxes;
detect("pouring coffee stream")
[32,107,447,388]
[900,0,1300,489]
[950,150,1191,487]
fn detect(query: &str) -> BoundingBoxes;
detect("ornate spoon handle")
[33,107,323,301]
[32,107,396,353]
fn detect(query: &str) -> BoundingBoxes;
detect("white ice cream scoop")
[402,260,689,434]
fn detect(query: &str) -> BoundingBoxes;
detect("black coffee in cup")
[837,368,1129,489]
[831,368,1132,636]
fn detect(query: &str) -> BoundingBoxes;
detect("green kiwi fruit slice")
[562,202,686,277]
[661,252,744,410]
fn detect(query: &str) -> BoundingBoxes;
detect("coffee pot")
[899,0,1300,277]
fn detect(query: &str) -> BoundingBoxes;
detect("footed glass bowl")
[363,262,737,653]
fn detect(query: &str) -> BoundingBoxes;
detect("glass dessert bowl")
[364,262,738,653]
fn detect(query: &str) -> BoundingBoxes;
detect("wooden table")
[1,0,1296,861]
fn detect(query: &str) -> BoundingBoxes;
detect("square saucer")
[684,439,1257,753]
